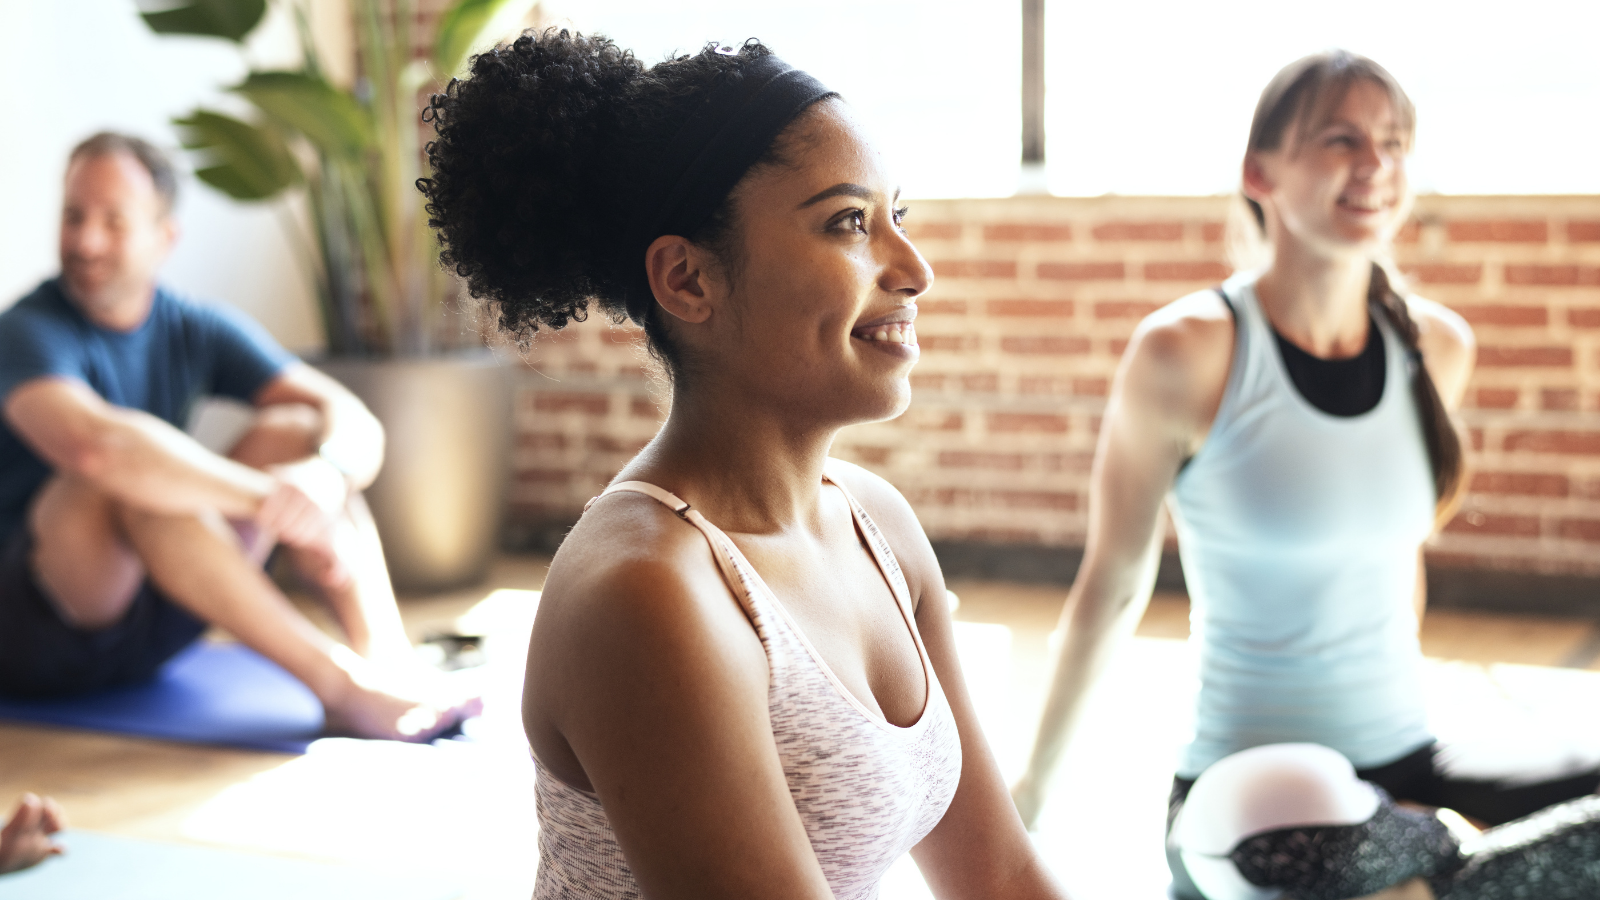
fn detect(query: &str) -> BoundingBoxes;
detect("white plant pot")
[316,352,512,593]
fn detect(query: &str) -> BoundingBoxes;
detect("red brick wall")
[508,195,1600,577]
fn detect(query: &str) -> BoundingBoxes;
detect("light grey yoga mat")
[0,831,462,900]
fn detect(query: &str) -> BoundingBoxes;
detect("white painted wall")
[0,0,323,352]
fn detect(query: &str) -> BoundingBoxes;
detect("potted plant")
[141,0,535,590]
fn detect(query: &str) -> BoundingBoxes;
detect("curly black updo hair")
[419,29,804,377]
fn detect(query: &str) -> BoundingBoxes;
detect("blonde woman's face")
[1249,80,1413,253]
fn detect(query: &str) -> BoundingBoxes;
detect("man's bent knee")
[26,476,144,630]
[228,403,322,469]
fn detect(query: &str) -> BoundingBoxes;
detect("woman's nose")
[1354,137,1389,175]
[882,229,934,298]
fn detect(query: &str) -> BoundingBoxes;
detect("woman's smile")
[850,304,919,360]
[1335,191,1393,215]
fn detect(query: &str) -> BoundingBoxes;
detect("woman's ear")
[646,235,716,325]
[1241,152,1275,203]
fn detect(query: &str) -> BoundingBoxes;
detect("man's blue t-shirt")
[0,278,295,543]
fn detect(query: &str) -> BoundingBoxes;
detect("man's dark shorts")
[0,525,206,697]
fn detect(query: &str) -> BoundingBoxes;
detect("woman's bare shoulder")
[524,491,769,768]
[824,459,935,555]
[530,492,763,686]
[1404,294,1476,407]
[1131,288,1236,370]
[547,492,700,585]
[538,492,752,623]
[1112,289,1237,439]
[825,458,913,518]
[823,459,944,606]
[1405,294,1474,354]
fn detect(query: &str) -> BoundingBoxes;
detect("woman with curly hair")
[420,29,1070,899]
[1009,50,1600,899]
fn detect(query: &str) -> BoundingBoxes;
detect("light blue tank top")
[1169,272,1436,778]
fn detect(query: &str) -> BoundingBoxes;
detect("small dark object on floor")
[417,634,488,672]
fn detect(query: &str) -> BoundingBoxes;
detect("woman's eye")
[893,205,910,232]
[832,209,868,234]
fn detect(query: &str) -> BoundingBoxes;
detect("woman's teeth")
[1340,197,1385,212]
[859,322,917,345]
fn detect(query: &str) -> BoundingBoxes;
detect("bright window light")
[543,0,1022,198]
[547,0,1600,197]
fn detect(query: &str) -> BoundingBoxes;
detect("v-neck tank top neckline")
[593,474,934,733]
[531,462,964,900]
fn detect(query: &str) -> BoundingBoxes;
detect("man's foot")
[0,794,66,874]
[320,648,484,742]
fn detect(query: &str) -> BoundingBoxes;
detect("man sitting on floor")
[0,132,479,741]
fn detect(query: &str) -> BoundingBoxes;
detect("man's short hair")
[68,132,179,215]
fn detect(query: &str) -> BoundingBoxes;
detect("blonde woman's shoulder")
[1404,294,1476,407]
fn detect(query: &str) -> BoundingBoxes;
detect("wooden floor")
[4,557,1600,898]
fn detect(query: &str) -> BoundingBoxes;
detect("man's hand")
[257,458,347,551]
[257,458,352,589]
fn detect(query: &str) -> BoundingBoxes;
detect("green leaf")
[173,109,301,201]
[233,71,375,158]
[432,0,537,79]
[139,0,267,43]
[192,164,276,200]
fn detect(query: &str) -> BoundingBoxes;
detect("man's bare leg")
[27,475,145,629]
[25,413,479,739]
[113,503,478,740]
[283,493,414,665]
[0,794,65,874]
[224,403,411,663]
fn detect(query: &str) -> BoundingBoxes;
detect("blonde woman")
[1011,50,1600,899]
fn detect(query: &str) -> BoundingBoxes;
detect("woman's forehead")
[1293,78,1412,145]
[773,103,892,197]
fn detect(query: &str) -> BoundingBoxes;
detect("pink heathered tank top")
[531,470,963,899]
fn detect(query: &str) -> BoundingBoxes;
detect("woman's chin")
[820,377,913,431]
[1305,223,1389,256]
[863,379,914,425]
[1327,210,1404,247]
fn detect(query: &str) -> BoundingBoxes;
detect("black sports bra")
[1214,288,1386,417]
[1273,315,1386,417]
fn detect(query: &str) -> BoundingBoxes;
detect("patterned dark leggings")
[1167,743,1600,899]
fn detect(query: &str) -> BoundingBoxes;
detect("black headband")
[626,51,833,321]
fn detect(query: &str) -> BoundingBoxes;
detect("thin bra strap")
[822,475,915,614]
[585,481,761,619]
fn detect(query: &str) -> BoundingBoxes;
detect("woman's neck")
[626,387,839,537]
[1254,238,1375,359]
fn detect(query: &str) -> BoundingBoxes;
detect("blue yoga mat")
[0,831,461,900]
[0,642,324,753]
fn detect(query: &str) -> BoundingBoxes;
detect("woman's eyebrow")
[798,183,877,209]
